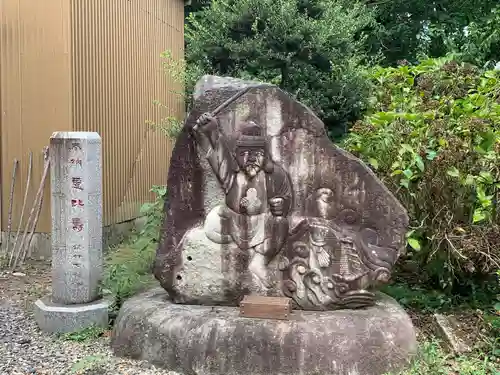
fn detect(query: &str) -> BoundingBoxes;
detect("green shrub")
[343,56,500,294]
[100,185,167,319]
[146,50,201,139]
[454,5,500,68]
[184,0,376,138]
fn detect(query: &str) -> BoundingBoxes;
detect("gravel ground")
[0,265,182,375]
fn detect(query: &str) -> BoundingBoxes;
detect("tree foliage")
[456,5,500,67]
[363,0,499,65]
[179,1,500,293]
[185,0,376,137]
[344,57,500,292]
[185,1,500,67]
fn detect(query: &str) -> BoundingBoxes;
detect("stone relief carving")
[277,182,403,310]
[192,111,404,310]
[155,76,409,310]
[192,113,292,288]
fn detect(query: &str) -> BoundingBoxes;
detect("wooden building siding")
[0,0,184,233]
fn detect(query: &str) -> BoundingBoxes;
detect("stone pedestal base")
[34,296,109,334]
[111,288,417,375]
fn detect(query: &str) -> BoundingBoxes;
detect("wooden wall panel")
[0,0,184,233]
[0,0,72,232]
[71,0,184,225]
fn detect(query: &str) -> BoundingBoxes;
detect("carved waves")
[278,187,400,310]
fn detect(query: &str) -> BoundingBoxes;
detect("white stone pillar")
[35,132,109,334]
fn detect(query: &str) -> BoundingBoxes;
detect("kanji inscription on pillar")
[50,132,103,305]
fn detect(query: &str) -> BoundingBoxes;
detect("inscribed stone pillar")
[34,132,108,334]
[50,132,103,304]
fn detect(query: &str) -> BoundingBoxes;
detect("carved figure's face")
[310,226,328,245]
[237,147,265,178]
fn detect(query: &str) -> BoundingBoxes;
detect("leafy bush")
[100,185,167,319]
[365,1,500,67]
[146,50,202,139]
[343,57,500,294]
[184,0,376,138]
[381,283,460,313]
[451,5,500,68]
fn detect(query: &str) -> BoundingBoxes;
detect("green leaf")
[476,185,487,201]
[368,158,379,170]
[478,171,494,184]
[400,178,410,188]
[403,169,413,179]
[139,203,155,215]
[400,144,414,154]
[484,70,498,79]
[401,112,420,121]
[479,131,496,152]
[408,238,421,251]
[438,138,448,147]
[151,185,167,197]
[425,150,437,160]
[370,112,397,125]
[464,174,475,185]
[472,209,486,223]
[462,102,476,113]
[481,196,493,208]
[414,155,425,172]
[447,167,460,178]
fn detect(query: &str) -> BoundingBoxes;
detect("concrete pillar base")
[34,295,109,334]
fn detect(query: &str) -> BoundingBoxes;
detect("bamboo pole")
[11,148,50,270]
[9,151,33,268]
[22,149,50,265]
[5,159,19,267]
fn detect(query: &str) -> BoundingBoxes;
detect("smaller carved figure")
[280,187,385,310]
[315,188,335,219]
[308,224,331,269]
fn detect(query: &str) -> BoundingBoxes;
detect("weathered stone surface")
[50,132,103,305]
[111,288,417,375]
[35,132,107,334]
[434,313,472,354]
[154,75,409,310]
[34,296,110,334]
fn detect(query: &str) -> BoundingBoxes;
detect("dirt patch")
[403,308,438,346]
[407,306,498,359]
[445,310,498,352]
[0,260,52,311]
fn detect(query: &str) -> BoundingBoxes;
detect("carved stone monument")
[112,76,417,375]
[34,132,109,334]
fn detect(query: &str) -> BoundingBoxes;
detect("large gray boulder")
[111,288,417,375]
